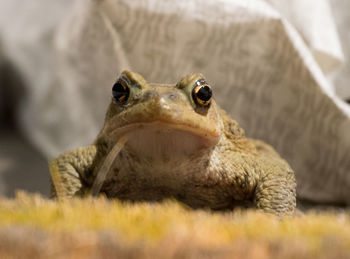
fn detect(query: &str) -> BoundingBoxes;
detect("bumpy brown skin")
[49,71,296,216]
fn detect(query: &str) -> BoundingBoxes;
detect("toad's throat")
[109,122,218,160]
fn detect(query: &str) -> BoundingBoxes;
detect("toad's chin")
[108,122,219,160]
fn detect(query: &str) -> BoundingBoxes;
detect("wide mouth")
[107,121,220,146]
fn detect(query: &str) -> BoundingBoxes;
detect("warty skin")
[49,71,296,216]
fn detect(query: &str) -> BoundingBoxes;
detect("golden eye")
[192,79,212,107]
[112,77,130,103]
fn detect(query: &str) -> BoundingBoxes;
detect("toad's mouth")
[109,121,219,143]
[107,121,219,159]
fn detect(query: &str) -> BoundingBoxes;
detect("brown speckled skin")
[50,71,296,216]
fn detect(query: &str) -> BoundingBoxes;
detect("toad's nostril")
[143,90,159,101]
[143,90,179,102]
[166,92,179,101]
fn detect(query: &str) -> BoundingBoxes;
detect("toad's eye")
[192,79,212,107]
[112,77,130,103]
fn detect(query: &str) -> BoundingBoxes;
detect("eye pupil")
[192,79,212,107]
[112,80,130,103]
[197,86,212,102]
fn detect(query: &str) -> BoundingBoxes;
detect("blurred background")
[0,0,349,205]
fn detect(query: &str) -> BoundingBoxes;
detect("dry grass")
[0,192,349,259]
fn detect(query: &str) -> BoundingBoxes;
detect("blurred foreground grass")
[0,192,349,259]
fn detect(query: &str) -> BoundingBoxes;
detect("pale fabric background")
[0,0,349,204]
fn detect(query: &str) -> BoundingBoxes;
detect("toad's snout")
[140,90,185,116]
[142,90,181,103]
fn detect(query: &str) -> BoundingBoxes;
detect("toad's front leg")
[253,165,296,216]
[49,145,101,199]
[227,155,296,216]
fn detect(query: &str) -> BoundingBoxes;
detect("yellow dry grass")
[0,192,349,259]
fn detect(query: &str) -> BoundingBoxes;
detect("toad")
[49,71,296,216]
